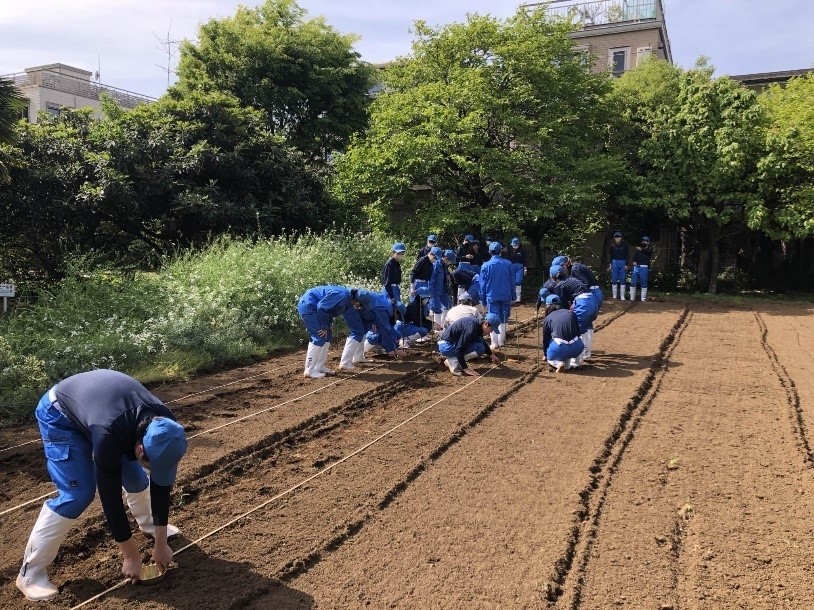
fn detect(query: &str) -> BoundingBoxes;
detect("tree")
[331,8,618,265]
[754,74,814,239]
[176,0,375,164]
[0,76,23,183]
[613,59,764,293]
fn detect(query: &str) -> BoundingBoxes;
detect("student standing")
[480,241,514,350]
[630,236,653,302]
[507,237,527,304]
[382,242,407,303]
[608,231,630,300]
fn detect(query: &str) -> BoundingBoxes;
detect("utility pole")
[153,21,181,90]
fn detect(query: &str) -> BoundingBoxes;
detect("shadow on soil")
[566,352,683,378]
[66,545,314,609]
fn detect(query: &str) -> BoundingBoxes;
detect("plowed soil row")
[3,299,812,610]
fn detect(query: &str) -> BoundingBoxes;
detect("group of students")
[297,233,529,378]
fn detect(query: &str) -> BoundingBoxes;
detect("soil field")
[1,298,813,609]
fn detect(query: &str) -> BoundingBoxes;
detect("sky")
[1,0,812,100]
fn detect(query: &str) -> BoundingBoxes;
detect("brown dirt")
[1,299,813,609]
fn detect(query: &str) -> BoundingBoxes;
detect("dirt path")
[1,300,813,610]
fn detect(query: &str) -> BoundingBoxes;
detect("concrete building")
[2,63,154,123]
[527,0,673,76]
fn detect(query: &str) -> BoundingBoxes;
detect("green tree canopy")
[176,0,375,164]
[0,76,23,183]
[332,8,618,260]
[754,74,814,239]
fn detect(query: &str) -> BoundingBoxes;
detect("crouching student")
[443,292,481,328]
[297,285,356,378]
[541,295,585,373]
[437,313,502,377]
[551,271,598,362]
[344,289,404,366]
[17,370,187,601]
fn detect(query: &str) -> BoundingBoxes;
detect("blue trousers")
[631,265,649,288]
[383,285,401,303]
[486,300,511,325]
[546,338,585,363]
[457,262,481,275]
[511,263,524,286]
[36,391,148,519]
[590,287,604,311]
[395,321,428,339]
[610,260,627,284]
[342,308,368,342]
[573,294,598,334]
[438,340,485,358]
[298,302,332,347]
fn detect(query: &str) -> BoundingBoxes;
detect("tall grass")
[0,231,395,423]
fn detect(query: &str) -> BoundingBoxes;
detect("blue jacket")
[480,255,514,302]
[429,258,446,298]
[300,286,353,326]
[357,290,398,353]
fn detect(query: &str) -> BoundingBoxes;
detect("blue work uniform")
[631,246,653,289]
[438,317,493,371]
[537,278,558,310]
[455,243,482,275]
[609,242,629,284]
[356,290,398,353]
[570,262,604,311]
[553,277,597,334]
[542,309,585,364]
[36,370,180,541]
[428,258,447,314]
[480,254,514,325]
[297,285,353,347]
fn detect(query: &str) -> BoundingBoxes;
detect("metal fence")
[538,0,660,26]
[3,71,155,109]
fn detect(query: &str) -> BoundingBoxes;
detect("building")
[729,68,814,92]
[2,63,154,123]
[526,0,672,76]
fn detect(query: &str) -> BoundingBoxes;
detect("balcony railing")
[2,70,155,109]
[530,0,662,27]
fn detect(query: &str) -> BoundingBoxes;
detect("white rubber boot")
[339,337,356,370]
[630,286,636,301]
[498,323,508,348]
[445,357,462,376]
[490,331,500,350]
[641,288,648,302]
[433,313,444,329]
[584,329,593,360]
[304,342,325,378]
[515,286,522,303]
[464,351,480,361]
[317,343,335,375]
[364,339,383,355]
[439,309,448,327]
[125,488,180,538]
[611,284,618,299]
[16,504,76,601]
[619,285,626,300]
[353,339,369,364]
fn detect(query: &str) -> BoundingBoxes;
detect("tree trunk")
[707,223,721,294]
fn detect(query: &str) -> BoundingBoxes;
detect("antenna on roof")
[152,21,182,90]
[95,55,101,82]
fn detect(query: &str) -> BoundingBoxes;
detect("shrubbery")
[0,231,394,422]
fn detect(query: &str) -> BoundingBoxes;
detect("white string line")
[0,363,300,455]
[1,313,546,518]
[0,363,389,518]
[69,363,502,610]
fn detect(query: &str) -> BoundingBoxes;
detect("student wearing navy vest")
[541,295,585,373]
[630,236,653,302]
[608,231,630,300]
[507,237,527,304]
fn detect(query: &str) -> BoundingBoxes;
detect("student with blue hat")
[298,285,356,377]
[382,242,407,303]
[630,235,653,301]
[17,370,188,600]
[416,234,438,261]
[437,313,502,376]
[480,241,514,351]
[541,295,585,373]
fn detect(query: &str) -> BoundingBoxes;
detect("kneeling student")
[541,295,585,373]
[437,313,502,376]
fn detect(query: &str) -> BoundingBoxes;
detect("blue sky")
[1,0,812,99]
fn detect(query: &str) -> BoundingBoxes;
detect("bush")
[0,231,393,423]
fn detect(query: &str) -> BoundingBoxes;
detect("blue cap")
[484,313,501,327]
[470,238,480,244]
[395,301,407,317]
[641,235,651,242]
[443,249,456,262]
[143,418,187,487]
[549,264,564,279]
[545,294,561,305]
[427,234,437,243]
[552,255,567,266]
[488,241,502,255]
[485,234,493,241]
[613,231,622,237]
[511,237,520,247]
[464,234,475,242]
[430,246,443,258]
[392,242,407,253]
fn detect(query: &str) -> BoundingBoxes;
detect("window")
[636,46,653,67]
[45,103,61,118]
[20,101,29,122]
[609,48,629,77]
